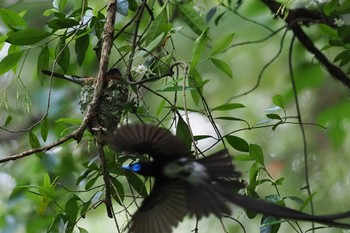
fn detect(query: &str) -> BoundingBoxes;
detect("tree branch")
[261,0,350,89]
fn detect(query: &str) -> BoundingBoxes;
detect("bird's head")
[122,162,155,177]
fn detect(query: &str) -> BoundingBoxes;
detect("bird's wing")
[197,150,241,179]
[106,124,191,160]
[127,180,188,233]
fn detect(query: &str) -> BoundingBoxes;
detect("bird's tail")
[229,192,350,228]
[41,69,84,85]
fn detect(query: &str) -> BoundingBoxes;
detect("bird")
[105,124,350,233]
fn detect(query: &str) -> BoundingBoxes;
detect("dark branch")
[261,0,350,89]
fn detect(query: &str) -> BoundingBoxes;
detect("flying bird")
[106,124,350,233]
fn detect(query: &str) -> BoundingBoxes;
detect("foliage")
[1,0,350,233]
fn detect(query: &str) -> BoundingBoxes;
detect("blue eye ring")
[122,163,141,172]
[131,163,141,172]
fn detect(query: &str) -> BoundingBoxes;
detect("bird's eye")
[131,163,141,172]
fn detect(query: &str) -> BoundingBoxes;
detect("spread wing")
[127,181,189,233]
[106,124,191,160]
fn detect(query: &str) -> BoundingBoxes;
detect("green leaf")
[225,135,249,152]
[0,50,24,76]
[43,173,51,186]
[85,175,98,190]
[4,115,12,126]
[6,29,51,45]
[215,116,247,123]
[177,4,208,35]
[323,0,339,15]
[54,0,68,11]
[41,117,49,142]
[190,28,209,71]
[78,227,89,233]
[334,50,350,66]
[189,68,203,105]
[234,154,253,161]
[194,135,213,141]
[212,103,245,111]
[47,18,79,29]
[55,117,82,124]
[299,192,316,212]
[125,171,148,197]
[206,6,217,23]
[146,8,168,44]
[56,35,70,72]
[110,177,125,205]
[275,177,285,185]
[37,196,49,215]
[156,99,166,117]
[249,162,260,188]
[210,58,233,78]
[135,33,165,58]
[260,216,281,233]
[210,32,235,56]
[287,196,304,205]
[266,114,282,120]
[272,95,284,109]
[249,144,264,165]
[29,130,41,149]
[75,30,89,65]
[145,32,165,53]
[338,25,350,43]
[37,46,50,86]
[0,8,26,31]
[176,116,192,151]
[80,200,91,218]
[65,196,78,220]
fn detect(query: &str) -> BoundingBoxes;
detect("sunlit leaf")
[190,28,209,71]
[210,58,233,78]
[146,8,169,44]
[272,95,284,109]
[249,144,264,165]
[0,8,26,31]
[177,4,207,35]
[55,118,82,124]
[0,50,24,76]
[210,32,235,56]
